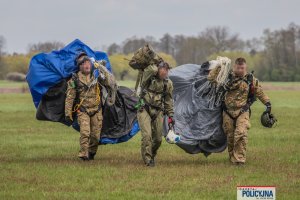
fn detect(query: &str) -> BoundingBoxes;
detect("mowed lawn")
[0,86,299,199]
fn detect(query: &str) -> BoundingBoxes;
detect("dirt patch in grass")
[262,84,300,91]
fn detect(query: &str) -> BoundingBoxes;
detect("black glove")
[65,116,73,125]
[265,102,271,113]
[201,61,210,70]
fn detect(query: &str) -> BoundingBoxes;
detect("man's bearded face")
[233,63,247,77]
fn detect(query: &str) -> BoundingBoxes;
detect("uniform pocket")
[246,120,251,129]
[77,111,83,125]
[244,113,251,129]
[97,112,103,122]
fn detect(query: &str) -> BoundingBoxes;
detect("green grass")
[0,80,27,88]
[117,80,136,88]
[263,82,300,86]
[0,91,299,199]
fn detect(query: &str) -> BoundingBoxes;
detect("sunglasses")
[77,56,90,67]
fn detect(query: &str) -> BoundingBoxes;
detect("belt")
[140,104,162,121]
[222,103,251,126]
[79,105,102,117]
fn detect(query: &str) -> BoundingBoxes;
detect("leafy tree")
[3,53,31,74]
[109,53,137,80]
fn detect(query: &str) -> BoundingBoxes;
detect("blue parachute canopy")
[27,39,111,108]
[27,39,139,145]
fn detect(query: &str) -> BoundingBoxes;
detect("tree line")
[0,23,299,81]
[107,23,300,81]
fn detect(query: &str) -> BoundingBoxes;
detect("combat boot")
[88,152,96,160]
[232,162,245,166]
[79,156,89,161]
[146,159,155,167]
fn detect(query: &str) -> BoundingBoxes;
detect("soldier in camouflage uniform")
[65,52,113,161]
[208,57,272,165]
[137,61,174,167]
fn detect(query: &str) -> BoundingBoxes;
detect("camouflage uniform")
[137,64,174,165]
[65,64,111,158]
[208,67,270,164]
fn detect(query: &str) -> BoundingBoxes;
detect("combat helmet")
[261,111,277,128]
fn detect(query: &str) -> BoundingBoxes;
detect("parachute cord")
[72,78,97,113]
[95,83,101,105]
[215,56,231,89]
[72,99,84,113]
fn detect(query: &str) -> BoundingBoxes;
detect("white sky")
[0,0,299,53]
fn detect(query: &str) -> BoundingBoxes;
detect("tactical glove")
[265,102,271,114]
[168,116,175,125]
[201,61,210,70]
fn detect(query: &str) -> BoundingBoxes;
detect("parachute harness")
[72,67,101,113]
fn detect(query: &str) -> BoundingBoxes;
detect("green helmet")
[261,111,277,128]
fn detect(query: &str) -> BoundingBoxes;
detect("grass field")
[0,80,27,88]
[0,84,299,199]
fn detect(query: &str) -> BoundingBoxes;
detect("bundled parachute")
[163,57,231,155]
[128,44,162,70]
[27,39,139,144]
[127,44,164,94]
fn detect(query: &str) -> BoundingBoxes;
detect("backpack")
[128,44,162,70]
[128,44,163,94]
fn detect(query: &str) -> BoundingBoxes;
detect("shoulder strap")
[161,79,168,112]
[246,71,254,83]
[71,73,80,104]
[247,71,256,105]
[139,74,155,98]
[71,73,79,86]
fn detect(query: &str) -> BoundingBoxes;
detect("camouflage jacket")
[208,67,270,117]
[65,64,111,117]
[140,64,174,117]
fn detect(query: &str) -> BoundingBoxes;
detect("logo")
[237,186,276,200]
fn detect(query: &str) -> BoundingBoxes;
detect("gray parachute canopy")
[163,63,227,155]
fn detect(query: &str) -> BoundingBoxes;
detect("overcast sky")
[0,0,299,53]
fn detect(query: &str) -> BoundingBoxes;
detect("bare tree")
[261,23,300,81]
[0,35,5,57]
[0,36,6,79]
[160,33,174,55]
[122,37,147,54]
[28,41,65,53]
[245,37,264,55]
[107,43,121,55]
[200,26,244,52]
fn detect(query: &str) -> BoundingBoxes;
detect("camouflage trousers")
[137,108,163,165]
[77,111,103,158]
[222,111,251,163]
